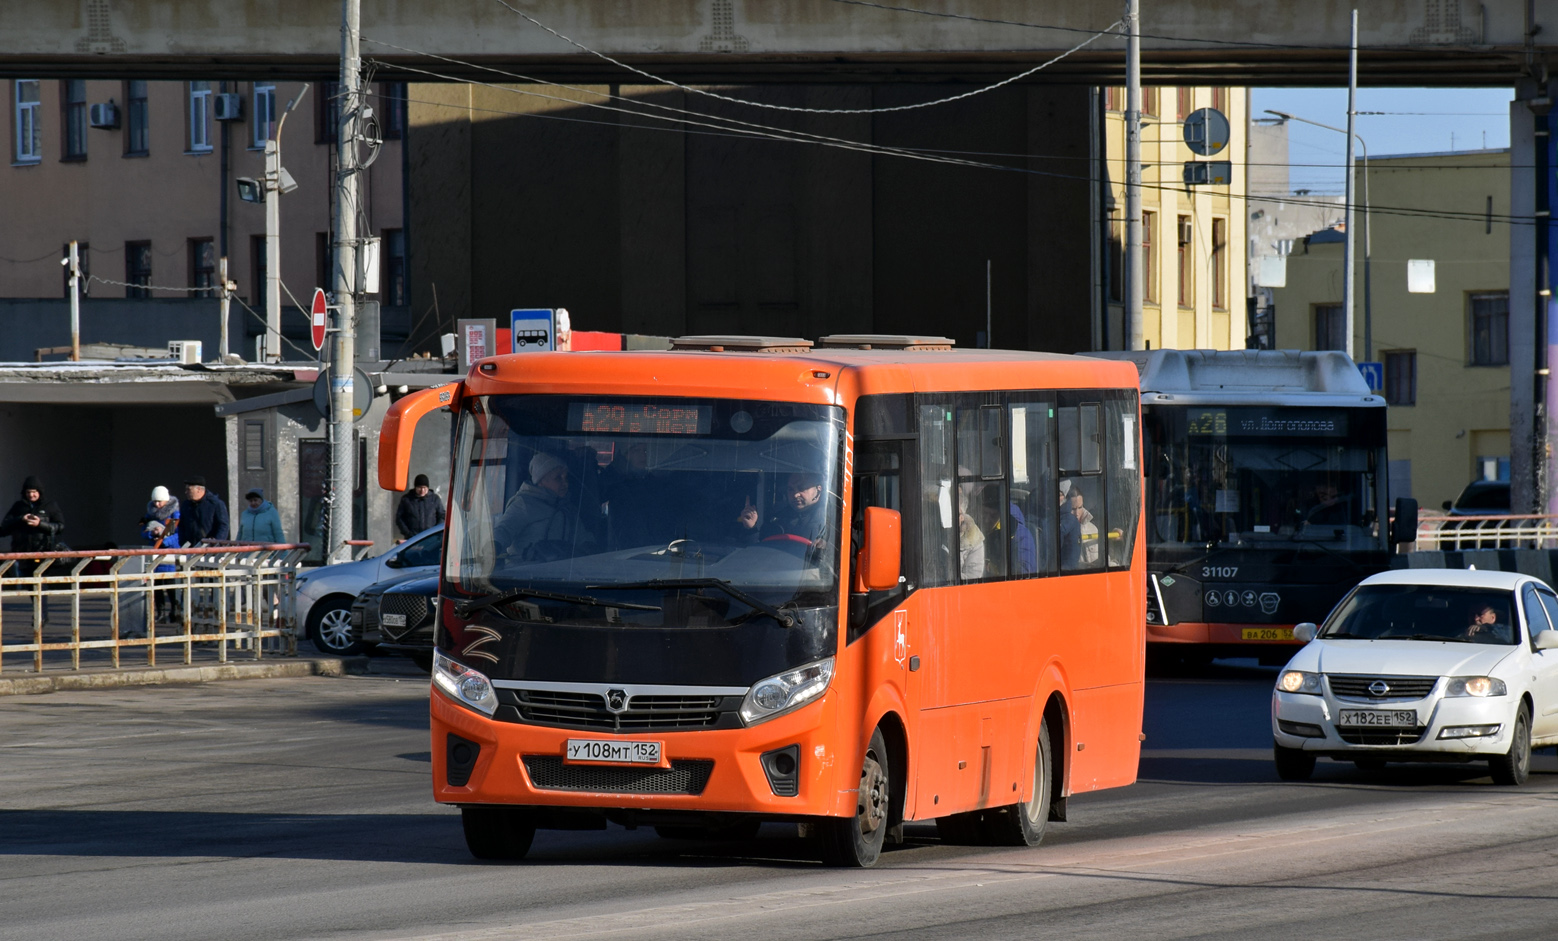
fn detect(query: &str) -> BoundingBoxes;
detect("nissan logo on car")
[1368,680,1391,697]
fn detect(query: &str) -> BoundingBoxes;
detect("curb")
[0,656,372,696]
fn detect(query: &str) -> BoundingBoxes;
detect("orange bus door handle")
[909,656,921,672]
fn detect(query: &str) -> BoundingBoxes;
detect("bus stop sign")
[310,288,328,351]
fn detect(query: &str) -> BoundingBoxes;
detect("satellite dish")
[1183,108,1230,156]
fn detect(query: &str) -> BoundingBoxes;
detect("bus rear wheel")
[461,806,536,861]
[817,727,890,868]
[983,718,1053,847]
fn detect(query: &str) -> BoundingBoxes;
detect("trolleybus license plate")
[1337,710,1416,727]
[565,739,662,764]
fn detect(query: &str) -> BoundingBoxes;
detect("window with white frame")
[189,80,212,152]
[252,83,275,147]
[14,80,41,163]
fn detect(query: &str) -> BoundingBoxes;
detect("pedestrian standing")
[395,473,444,542]
[238,488,286,543]
[177,476,230,546]
[1,475,66,622]
[139,485,181,623]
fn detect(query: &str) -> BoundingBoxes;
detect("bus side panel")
[1067,682,1144,791]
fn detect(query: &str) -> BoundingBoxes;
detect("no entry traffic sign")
[311,288,328,351]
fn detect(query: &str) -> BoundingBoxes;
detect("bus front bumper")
[429,687,846,818]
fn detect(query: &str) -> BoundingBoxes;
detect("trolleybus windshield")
[1144,405,1386,552]
[445,394,845,630]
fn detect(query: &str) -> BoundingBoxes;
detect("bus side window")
[1058,402,1107,571]
[917,403,956,588]
[1009,401,1054,577]
[1105,395,1143,568]
[956,405,1006,581]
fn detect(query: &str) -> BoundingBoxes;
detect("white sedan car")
[293,525,442,655]
[1272,568,1558,785]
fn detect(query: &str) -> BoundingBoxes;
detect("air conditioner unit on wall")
[88,102,119,129]
[213,93,242,121]
[1177,217,1194,245]
[169,340,203,365]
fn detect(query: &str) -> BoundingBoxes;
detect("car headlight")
[1277,670,1323,695]
[740,657,834,726]
[1445,675,1507,697]
[432,651,498,715]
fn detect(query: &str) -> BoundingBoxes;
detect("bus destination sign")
[569,402,712,435]
[1186,408,1349,437]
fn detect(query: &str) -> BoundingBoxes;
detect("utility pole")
[1124,0,1144,351]
[1342,9,1358,359]
[67,240,81,361]
[264,137,281,362]
[327,0,362,564]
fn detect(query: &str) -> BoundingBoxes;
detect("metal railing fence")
[0,544,308,673]
[1411,515,1558,552]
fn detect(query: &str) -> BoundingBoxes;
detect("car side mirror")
[1292,622,1318,643]
[1535,630,1558,651]
[384,552,403,569]
[1442,499,1453,512]
[1389,497,1419,545]
[855,506,902,592]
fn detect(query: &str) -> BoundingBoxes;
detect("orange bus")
[379,334,1146,867]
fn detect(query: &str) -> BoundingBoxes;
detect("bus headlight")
[1277,670,1323,695]
[433,651,499,715]
[740,657,834,726]
[1445,676,1506,698]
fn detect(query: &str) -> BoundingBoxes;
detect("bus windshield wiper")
[454,587,660,619]
[592,578,797,628]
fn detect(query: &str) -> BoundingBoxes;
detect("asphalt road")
[3,661,1556,941]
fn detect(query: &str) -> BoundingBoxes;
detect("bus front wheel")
[461,806,536,861]
[817,727,890,868]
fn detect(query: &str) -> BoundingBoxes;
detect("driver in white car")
[1463,602,1512,644]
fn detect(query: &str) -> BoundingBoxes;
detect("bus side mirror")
[1293,622,1318,643]
[1389,497,1419,545]
[378,383,459,492]
[857,507,901,592]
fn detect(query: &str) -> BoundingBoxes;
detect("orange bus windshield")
[442,393,845,682]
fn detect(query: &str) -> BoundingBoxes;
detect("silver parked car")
[293,525,442,654]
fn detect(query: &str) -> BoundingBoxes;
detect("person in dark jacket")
[177,476,230,546]
[2,476,65,554]
[396,473,445,541]
[2,475,66,622]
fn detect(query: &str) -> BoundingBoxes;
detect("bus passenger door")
[849,437,919,769]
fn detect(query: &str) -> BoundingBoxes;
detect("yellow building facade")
[1270,149,1510,509]
[1102,86,1248,352]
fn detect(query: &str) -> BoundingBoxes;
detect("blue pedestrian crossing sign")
[1358,361,1384,393]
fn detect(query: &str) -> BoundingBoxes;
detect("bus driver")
[494,452,593,562]
[736,471,829,545]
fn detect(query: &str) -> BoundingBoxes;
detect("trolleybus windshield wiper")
[454,587,661,619]
[592,577,797,627]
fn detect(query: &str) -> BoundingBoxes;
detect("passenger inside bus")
[1058,479,1083,570]
[974,483,1037,577]
[494,451,599,562]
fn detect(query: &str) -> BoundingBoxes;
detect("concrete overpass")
[1,0,1556,85]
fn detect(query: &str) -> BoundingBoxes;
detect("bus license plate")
[1242,627,1293,641]
[565,739,662,765]
[1337,710,1416,728]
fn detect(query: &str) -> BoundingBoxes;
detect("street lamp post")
[1265,109,1372,361]
[235,85,308,363]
